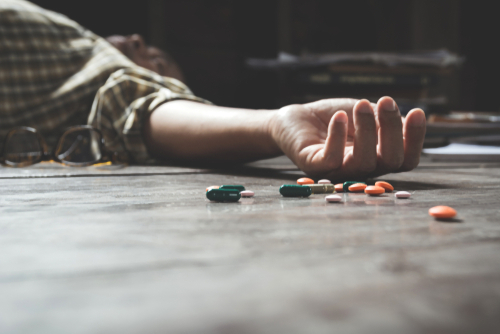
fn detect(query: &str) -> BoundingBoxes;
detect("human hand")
[270,97,426,180]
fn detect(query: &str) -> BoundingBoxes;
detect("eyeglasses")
[0,125,118,167]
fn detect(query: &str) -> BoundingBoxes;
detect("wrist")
[263,109,283,156]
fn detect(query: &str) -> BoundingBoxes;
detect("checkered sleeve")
[87,67,211,163]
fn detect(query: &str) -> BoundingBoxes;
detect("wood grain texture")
[1,156,499,334]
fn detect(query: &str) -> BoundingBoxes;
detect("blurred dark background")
[32,0,499,112]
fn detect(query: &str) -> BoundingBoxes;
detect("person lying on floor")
[0,0,425,180]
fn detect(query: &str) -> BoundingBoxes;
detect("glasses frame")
[0,125,114,167]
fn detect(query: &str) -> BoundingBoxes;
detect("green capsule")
[343,181,366,192]
[219,185,246,192]
[206,189,241,202]
[308,184,336,194]
[279,184,312,197]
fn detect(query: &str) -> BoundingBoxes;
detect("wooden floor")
[1,156,500,334]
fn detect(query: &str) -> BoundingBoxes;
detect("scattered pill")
[206,189,241,202]
[343,181,366,192]
[318,179,331,184]
[219,185,245,191]
[280,184,312,197]
[429,206,456,219]
[325,194,342,203]
[240,190,254,197]
[335,183,344,192]
[206,185,219,192]
[395,191,411,199]
[365,185,385,196]
[348,183,367,192]
[297,177,314,185]
[308,184,336,194]
[375,181,394,192]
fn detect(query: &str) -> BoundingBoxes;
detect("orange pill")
[297,177,314,185]
[348,183,367,192]
[364,185,385,195]
[206,185,219,192]
[375,181,394,192]
[335,183,344,192]
[429,206,456,219]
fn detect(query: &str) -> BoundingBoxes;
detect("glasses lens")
[56,129,102,164]
[4,129,43,165]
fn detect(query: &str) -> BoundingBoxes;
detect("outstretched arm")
[143,100,281,163]
[143,97,426,179]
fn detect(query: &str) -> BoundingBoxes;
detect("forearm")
[143,100,282,163]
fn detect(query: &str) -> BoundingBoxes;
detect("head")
[106,34,185,83]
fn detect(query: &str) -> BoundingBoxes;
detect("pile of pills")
[205,178,458,221]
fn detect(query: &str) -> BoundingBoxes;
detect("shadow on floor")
[206,166,303,181]
[369,179,459,191]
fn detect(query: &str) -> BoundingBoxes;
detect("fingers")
[296,97,424,179]
[376,96,404,170]
[399,108,426,171]
[323,111,348,169]
[344,100,377,174]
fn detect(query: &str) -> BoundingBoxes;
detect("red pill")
[375,181,394,192]
[297,177,314,185]
[429,206,456,219]
[335,184,344,192]
[348,183,367,192]
[365,186,385,196]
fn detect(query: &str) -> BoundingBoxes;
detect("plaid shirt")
[0,0,209,163]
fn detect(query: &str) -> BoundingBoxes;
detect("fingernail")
[389,100,397,111]
[357,101,373,114]
[380,98,396,111]
[335,112,347,123]
[411,110,426,126]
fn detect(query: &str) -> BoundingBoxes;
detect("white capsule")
[318,179,331,184]
[240,190,255,197]
[395,191,411,199]
[325,194,342,203]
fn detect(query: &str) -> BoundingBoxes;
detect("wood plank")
[1,160,499,333]
[0,162,207,179]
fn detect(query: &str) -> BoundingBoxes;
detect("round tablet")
[365,185,385,196]
[206,185,219,192]
[318,179,331,184]
[429,206,456,219]
[240,190,255,197]
[395,191,411,199]
[375,181,394,192]
[348,183,367,192]
[297,177,314,185]
[325,195,342,203]
[334,183,344,192]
